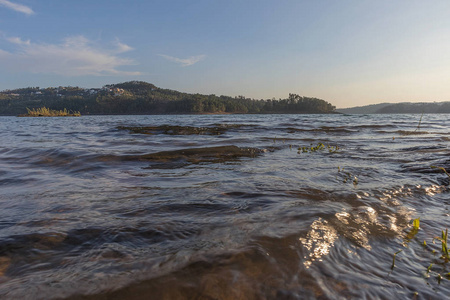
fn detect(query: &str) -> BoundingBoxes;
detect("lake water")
[0,114,448,299]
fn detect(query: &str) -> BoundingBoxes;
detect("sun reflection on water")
[424,184,446,196]
[299,218,338,268]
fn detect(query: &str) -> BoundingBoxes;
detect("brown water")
[0,114,448,299]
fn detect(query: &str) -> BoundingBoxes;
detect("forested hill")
[0,81,336,115]
[336,103,392,114]
[337,101,450,114]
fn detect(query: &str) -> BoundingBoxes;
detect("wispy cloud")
[159,54,205,67]
[0,0,34,15]
[0,36,141,76]
[114,39,134,54]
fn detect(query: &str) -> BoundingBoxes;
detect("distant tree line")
[0,81,336,115]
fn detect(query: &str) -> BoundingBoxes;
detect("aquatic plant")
[413,218,420,230]
[19,107,81,117]
[426,263,433,275]
[431,165,450,178]
[391,249,403,270]
[415,112,424,132]
[297,142,339,154]
[337,167,358,186]
[405,218,420,241]
[392,217,449,284]
[433,228,449,263]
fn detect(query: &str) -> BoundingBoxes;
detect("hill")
[376,102,450,113]
[337,101,450,114]
[0,81,336,115]
[336,103,392,114]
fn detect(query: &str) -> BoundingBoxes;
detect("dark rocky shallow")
[0,114,448,299]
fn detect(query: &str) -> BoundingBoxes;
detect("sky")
[1,0,450,108]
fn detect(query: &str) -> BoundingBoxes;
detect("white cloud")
[159,54,205,67]
[7,36,30,45]
[0,0,34,15]
[0,36,141,76]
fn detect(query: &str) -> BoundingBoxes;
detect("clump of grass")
[19,107,81,117]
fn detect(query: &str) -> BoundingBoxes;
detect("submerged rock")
[117,125,228,135]
[118,124,258,136]
[125,145,261,168]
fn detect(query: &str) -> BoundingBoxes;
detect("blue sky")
[1,0,450,108]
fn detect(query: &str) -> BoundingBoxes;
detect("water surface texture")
[0,114,449,299]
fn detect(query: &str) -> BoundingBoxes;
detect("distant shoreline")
[2,111,449,117]
[2,112,342,117]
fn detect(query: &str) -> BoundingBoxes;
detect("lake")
[0,114,448,299]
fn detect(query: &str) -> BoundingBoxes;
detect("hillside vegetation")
[0,81,336,115]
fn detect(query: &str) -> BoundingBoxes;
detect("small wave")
[400,145,447,152]
[1,148,82,169]
[138,202,230,216]
[209,123,259,129]
[222,191,268,198]
[396,130,429,136]
[0,177,37,187]
[285,126,356,134]
[351,124,398,129]
[0,222,201,276]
